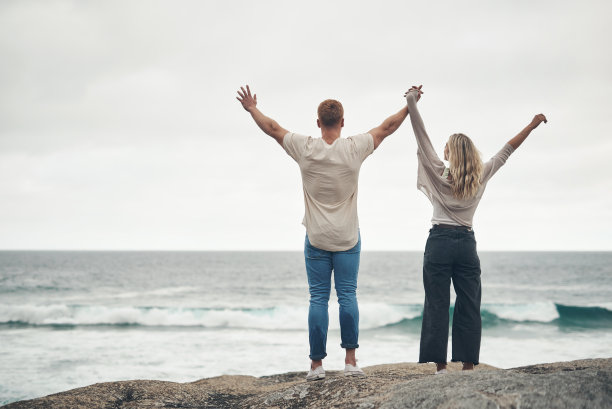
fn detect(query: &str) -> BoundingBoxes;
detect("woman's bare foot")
[462,362,474,370]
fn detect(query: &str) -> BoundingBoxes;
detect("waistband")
[432,224,473,232]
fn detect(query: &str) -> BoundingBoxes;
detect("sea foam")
[2,302,610,329]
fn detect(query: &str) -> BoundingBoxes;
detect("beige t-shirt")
[283,132,374,251]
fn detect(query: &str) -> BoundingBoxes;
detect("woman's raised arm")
[405,86,445,169]
[508,114,547,150]
[481,113,548,181]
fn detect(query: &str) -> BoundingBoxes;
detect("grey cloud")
[0,0,611,249]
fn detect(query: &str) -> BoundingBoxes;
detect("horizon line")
[0,249,611,253]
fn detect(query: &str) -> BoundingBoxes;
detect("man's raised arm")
[236,85,289,146]
[368,87,422,149]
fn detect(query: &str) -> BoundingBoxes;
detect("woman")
[404,86,547,374]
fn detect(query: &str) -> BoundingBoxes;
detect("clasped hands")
[404,85,424,101]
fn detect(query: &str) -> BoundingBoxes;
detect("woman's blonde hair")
[447,133,483,200]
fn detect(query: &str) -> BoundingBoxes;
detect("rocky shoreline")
[4,358,610,408]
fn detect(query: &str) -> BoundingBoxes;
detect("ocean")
[1,251,611,405]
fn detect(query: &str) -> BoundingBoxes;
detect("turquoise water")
[1,251,611,404]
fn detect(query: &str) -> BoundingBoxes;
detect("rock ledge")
[4,358,610,408]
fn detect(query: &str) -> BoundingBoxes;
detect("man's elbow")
[383,123,399,137]
[269,121,280,132]
[267,121,284,138]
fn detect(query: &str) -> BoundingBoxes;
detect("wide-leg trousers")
[418,225,482,365]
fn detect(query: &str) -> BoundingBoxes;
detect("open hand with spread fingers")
[236,85,257,112]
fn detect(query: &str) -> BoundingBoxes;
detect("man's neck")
[320,126,342,145]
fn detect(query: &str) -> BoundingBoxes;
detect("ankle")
[311,360,323,370]
[436,363,447,371]
[462,362,474,371]
[345,348,357,366]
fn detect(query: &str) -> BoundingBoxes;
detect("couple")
[236,85,547,380]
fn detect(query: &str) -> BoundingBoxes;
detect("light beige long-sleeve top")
[406,89,515,227]
[283,132,374,251]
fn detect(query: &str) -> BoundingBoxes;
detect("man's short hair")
[317,99,344,127]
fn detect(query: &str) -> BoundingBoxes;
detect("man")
[236,85,410,380]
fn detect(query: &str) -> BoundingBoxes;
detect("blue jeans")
[304,234,361,360]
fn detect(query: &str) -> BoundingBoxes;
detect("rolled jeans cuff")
[341,343,359,349]
[309,352,327,360]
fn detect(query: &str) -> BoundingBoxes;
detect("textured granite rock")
[372,359,611,409]
[3,358,610,408]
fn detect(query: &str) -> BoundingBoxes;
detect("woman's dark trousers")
[419,226,482,365]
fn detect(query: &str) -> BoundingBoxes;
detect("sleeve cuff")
[405,89,419,104]
[282,131,292,150]
[367,132,375,154]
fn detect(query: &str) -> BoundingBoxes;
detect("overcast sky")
[1,0,611,251]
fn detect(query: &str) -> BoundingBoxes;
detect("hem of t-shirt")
[431,220,471,227]
[307,234,360,252]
